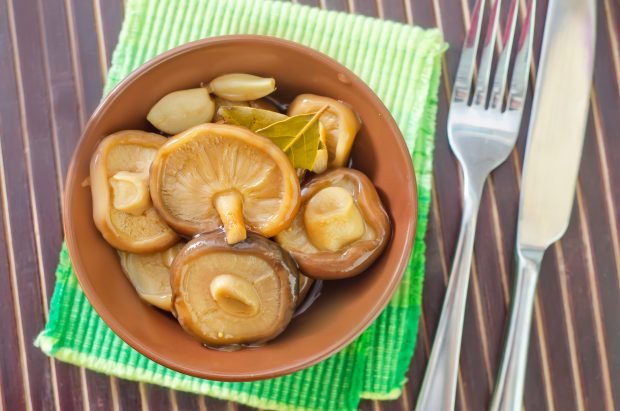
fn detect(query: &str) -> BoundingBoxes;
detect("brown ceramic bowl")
[64,35,417,381]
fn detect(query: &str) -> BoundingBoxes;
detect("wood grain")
[0,0,617,410]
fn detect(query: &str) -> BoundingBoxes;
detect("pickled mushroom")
[288,94,361,168]
[90,131,178,253]
[276,168,390,279]
[170,230,298,346]
[119,242,184,311]
[149,123,300,244]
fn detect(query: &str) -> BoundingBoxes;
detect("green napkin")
[36,0,445,409]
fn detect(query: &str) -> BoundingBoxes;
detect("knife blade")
[490,0,596,410]
[518,0,596,249]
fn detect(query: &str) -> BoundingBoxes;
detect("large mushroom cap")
[170,230,299,347]
[90,130,178,253]
[118,242,184,311]
[150,123,300,244]
[276,168,390,279]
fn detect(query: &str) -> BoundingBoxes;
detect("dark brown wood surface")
[0,0,618,410]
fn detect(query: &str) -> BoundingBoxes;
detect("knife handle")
[416,169,486,411]
[490,246,545,411]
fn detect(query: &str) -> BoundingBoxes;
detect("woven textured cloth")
[36,0,445,409]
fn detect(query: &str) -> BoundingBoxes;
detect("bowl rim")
[64,34,418,381]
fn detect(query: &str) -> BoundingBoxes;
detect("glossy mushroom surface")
[170,230,299,347]
[297,274,314,307]
[90,130,178,252]
[288,94,360,168]
[276,168,390,279]
[118,242,184,311]
[149,123,300,244]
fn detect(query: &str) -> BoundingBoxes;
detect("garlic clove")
[208,73,276,102]
[147,88,215,134]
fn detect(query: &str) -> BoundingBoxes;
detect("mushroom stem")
[304,186,365,251]
[210,274,260,317]
[214,190,247,244]
[109,171,151,216]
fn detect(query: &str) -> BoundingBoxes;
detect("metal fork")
[415,1,535,410]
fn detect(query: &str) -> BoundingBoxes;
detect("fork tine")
[452,0,486,103]
[489,0,520,110]
[506,0,536,112]
[473,0,503,106]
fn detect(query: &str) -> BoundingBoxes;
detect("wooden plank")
[0,175,27,411]
[66,0,105,116]
[379,0,406,24]
[142,384,173,410]
[351,0,377,17]
[204,396,236,410]
[323,0,348,11]
[114,379,143,411]
[1,0,67,409]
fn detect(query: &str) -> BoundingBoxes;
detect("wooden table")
[0,0,618,409]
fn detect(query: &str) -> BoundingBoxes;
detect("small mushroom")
[170,230,298,347]
[149,123,300,244]
[147,88,215,134]
[118,242,184,311]
[288,94,361,168]
[90,131,178,253]
[276,168,390,279]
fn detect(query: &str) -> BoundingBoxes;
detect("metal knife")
[490,0,596,410]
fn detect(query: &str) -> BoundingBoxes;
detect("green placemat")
[36,0,445,409]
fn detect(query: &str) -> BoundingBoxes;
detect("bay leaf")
[218,106,287,131]
[256,106,328,170]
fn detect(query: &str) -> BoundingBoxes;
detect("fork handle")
[416,170,486,411]
[490,246,545,411]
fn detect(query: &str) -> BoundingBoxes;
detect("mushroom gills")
[150,123,300,242]
[119,243,183,311]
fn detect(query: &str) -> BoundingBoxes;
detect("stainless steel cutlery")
[416,0,536,409]
[416,0,596,409]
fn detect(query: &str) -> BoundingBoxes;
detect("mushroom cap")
[288,94,361,168]
[275,168,390,279]
[118,242,184,311]
[149,123,300,239]
[170,230,299,347]
[90,130,178,253]
[297,274,314,307]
